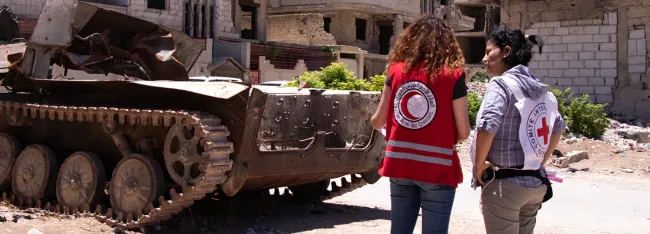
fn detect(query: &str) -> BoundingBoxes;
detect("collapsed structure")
[0,0,384,229]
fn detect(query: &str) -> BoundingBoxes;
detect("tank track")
[0,100,234,230]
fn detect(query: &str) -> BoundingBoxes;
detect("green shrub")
[472,70,489,83]
[468,92,482,129]
[551,87,608,139]
[285,62,381,91]
[368,74,387,91]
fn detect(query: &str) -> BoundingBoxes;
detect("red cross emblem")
[537,117,550,145]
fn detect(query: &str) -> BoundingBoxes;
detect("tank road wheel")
[0,133,22,191]
[163,124,204,188]
[11,145,58,203]
[56,152,106,210]
[109,154,164,220]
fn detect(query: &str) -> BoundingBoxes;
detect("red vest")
[379,62,464,187]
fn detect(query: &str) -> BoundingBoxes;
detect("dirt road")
[1,166,648,234]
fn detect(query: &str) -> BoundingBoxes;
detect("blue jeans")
[389,178,457,234]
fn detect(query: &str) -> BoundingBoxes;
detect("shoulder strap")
[500,75,526,101]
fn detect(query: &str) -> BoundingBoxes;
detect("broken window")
[324,17,332,33]
[193,5,199,37]
[377,20,393,55]
[201,5,207,38]
[184,2,191,35]
[355,18,366,41]
[210,6,215,38]
[240,5,258,40]
[147,0,165,10]
[440,0,448,6]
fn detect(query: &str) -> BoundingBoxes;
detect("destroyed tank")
[0,0,384,229]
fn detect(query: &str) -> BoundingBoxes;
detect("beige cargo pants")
[480,179,547,234]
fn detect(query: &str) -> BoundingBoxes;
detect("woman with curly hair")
[370,14,470,234]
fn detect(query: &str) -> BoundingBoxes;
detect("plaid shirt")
[476,77,566,188]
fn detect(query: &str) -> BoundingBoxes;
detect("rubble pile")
[602,119,650,151]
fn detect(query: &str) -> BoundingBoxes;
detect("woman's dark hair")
[389,14,465,81]
[488,28,544,67]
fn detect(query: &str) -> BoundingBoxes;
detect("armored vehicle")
[0,0,384,229]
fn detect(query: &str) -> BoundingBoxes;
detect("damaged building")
[501,0,650,121]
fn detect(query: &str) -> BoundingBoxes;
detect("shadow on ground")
[147,193,390,234]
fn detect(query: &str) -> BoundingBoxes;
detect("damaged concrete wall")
[267,13,337,46]
[188,39,214,77]
[129,0,183,31]
[258,56,307,82]
[268,0,422,16]
[502,0,650,121]
[0,0,45,19]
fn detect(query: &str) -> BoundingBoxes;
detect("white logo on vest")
[526,103,550,158]
[393,81,437,130]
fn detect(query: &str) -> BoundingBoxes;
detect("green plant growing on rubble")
[466,87,608,138]
[286,62,384,91]
[472,70,489,83]
[468,92,482,129]
[551,87,609,139]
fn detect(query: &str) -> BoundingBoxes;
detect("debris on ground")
[551,151,589,168]
[0,215,6,222]
[621,168,635,173]
[12,214,33,222]
[27,228,43,234]
[567,167,590,173]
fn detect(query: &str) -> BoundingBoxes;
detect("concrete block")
[540,28,554,36]
[630,30,645,39]
[534,69,549,77]
[583,43,600,51]
[543,77,559,85]
[569,60,585,68]
[546,21,562,27]
[628,39,637,56]
[549,53,564,60]
[593,34,609,43]
[610,34,617,43]
[554,61,569,69]
[600,42,617,51]
[568,43,583,52]
[554,27,569,35]
[539,61,554,68]
[604,77,616,86]
[553,44,568,52]
[584,26,600,34]
[629,56,647,65]
[600,69,617,77]
[629,64,647,73]
[573,77,588,85]
[563,52,579,60]
[568,26,584,35]
[600,25,616,34]
[638,40,646,56]
[630,73,642,83]
[531,22,546,28]
[547,36,562,44]
[529,61,539,68]
[535,53,549,61]
[596,95,613,103]
[577,35,593,43]
[564,69,579,77]
[579,52,595,60]
[525,28,539,35]
[608,12,617,25]
[579,68,595,77]
[595,51,614,59]
[600,60,617,68]
[589,77,605,85]
[585,60,600,68]
[562,35,578,43]
[558,78,573,85]
[550,69,564,77]
[579,86,595,94]
[595,86,612,95]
